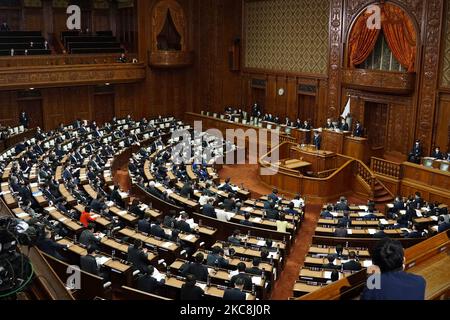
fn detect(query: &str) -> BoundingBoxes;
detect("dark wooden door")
[298,94,316,124]
[18,99,44,129]
[251,88,266,114]
[93,93,115,126]
[364,101,388,150]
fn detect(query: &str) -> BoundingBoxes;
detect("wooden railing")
[371,157,402,179]
[354,160,375,199]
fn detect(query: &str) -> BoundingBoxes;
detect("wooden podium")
[322,129,350,154]
[290,145,337,173]
[344,136,370,163]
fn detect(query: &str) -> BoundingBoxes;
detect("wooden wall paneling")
[93,9,110,33]
[275,76,288,117]
[265,75,277,116]
[0,9,21,30]
[435,94,450,152]
[93,92,115,125]
[22,8,43,32]
[53,9,68,39]
[286,78,298,121]
[0,91,18,127]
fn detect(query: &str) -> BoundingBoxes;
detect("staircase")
[373,179,394,204]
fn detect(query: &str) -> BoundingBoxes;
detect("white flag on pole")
[341,97,351,119]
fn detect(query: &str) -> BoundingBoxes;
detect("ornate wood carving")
[342,69,416,94]
[148,50,194,68]
[327,0,344,118]
[0,63,146,90]
[415,0,444,155]
[149,0,193,68]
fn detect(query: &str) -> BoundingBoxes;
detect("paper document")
[252,276,262,285]
[96,256,110,266]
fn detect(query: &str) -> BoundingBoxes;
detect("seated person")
[322,255,340,270]
[136,265,165,294]
[334,222,348,237]
[227,229,242,245]
[202,198,217,218]
[80,246,109,281]
[79,223,100,251]
[230,262,252,291]
[127,239,149,272]
[437,216,450,233]
[223,278,247,301]
[361,238,426,300]
[320,205,334,219]
[338,118,349,131]
[240,213,253,227]
[246,258,263,276]
[326,270,340,284]
[284,202,298,216]
[181,253,208,282]
[206,246,229,268]
[150,219,168,239]
[180,274,204,300]
[353,121,364,137]
[335,196,350,211]
[290,193,304,209]
[431,146,444,160]
[276,213,289,233]
[342,251,362,271]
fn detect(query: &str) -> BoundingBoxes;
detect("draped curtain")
[382,4,416,72]
[152,1,187,51]
[348,3,417,72]
[348,11,381,68]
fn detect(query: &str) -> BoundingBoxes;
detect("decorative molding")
[148,51,194,68]
[0,63,146,89]
[327,0,344,118]
[342,69,416,94]
[415,0,444,154]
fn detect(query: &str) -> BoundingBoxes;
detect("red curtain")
[348,11,381,68]
[382,4,417,72]
[348,3,417,72]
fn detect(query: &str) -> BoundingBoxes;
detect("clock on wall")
[278,88,285,96]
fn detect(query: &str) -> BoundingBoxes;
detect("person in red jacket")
[80,206,96,228]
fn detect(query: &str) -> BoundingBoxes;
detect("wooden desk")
[281,160,312,171]
[322,130,350,154]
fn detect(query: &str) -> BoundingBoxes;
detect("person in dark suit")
[150,219,167,239]
[181,253,208,282]
[246,258,263,276]
[325,118,335,130]
[320,205,334,219]
[334,223,348,237]
[342,251,362,271]
[138,217,152,234]
[431,146,444,160]
[412,192,424,209]
[206,246,229,268]
[163,211,177,228]
[335,196,350,211]
[111,185,126,208]
[219,178,234,193]
[224,277,247,301]
[79,223,100,251]
[129,199,145,219]
[19,111,29,128]
[90,195,107,213]
[136,265,165,294]
[361,238,426,300]
[223,194,236,212]
[127,239,149,272]
[322,255,340,270]
[338,211,350,227]
[313,131,321,150]
[230,262,252,291]
[408,140,423,164]
[80,246,109,281]
[240,213,253,227]
[227,229,241,245]
[37,229,68,262]
[405,224,422,238]
[353,121,364,137]
[202,198,217,218]
[268,189,280,203]
[338,118,349,131]
[0,22,10,32]
[180,274,204,300]
[176,214,192,233]
[180,181,193,198]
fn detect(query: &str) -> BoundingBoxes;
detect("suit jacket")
[176,220,192,233]
[181,262,208,282]
[334,227,348,237]
[342,260,362,271]
[206,254,229,268]
[137,274,162,294]
[223,199,235,211]
[138,219,152,234]
[202,204,217,218]
[79,229,99,248]
[180,284,204,300]
[335,202,350,211]
[230,273,253,291]
[313,135,321,150]
[127,246,149,272]
[353,126,363,137]
[246,266,263,276]
[223,288,246,301]
[80,254,100,276]
[431,151,444,160]
[361,271,426,300]
[150,224,167,239]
